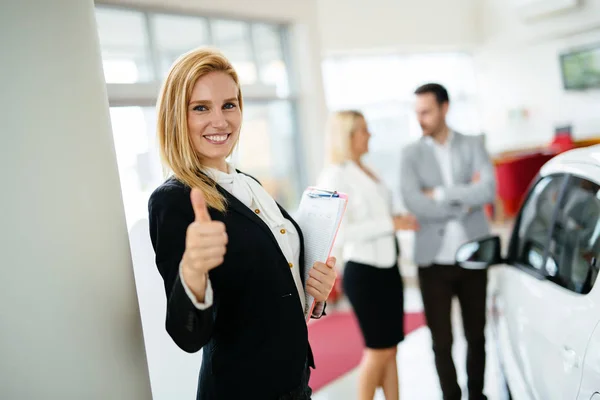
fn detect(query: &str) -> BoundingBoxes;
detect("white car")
[455,145,600,400]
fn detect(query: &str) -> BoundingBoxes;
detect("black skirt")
[343,261,405,349]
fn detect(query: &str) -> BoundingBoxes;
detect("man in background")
[400,83,496,400]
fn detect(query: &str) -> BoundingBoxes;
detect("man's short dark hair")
[414,83,449,105]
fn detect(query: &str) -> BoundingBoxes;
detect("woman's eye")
[223,103,236,110]
[193,105,208,112]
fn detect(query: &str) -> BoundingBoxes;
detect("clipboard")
[295,187,348,322]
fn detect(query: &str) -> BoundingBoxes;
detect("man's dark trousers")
[418,264,488,400]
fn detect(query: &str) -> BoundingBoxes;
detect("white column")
[0,1,152,399]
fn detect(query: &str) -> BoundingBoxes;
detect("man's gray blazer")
[400,132,496,266]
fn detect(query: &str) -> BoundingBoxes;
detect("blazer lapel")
[217,185,305,280]
[201,165,304,283]
[280,206,306,284]
[449,132,465,184]
[420,139,445,186]
[217,186,281,251]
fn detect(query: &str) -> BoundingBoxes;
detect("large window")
[95,6,302,229]
[150,14,211,78]
[95,7,154,83]
[321,53,481,210]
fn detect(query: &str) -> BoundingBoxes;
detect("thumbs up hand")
[181,188,228,300]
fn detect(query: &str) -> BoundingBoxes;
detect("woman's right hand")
[393,214,419,231]
[181,188,228,301]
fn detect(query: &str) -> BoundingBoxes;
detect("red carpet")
[307,311,426,392]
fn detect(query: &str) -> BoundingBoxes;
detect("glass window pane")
[231,100,301,210]
[511,174,565,270]
[322,53,481,136]
[151,14,211,77]
[548,177,600,293]
[212,20,257,84]
[95,7,153,83]
[361,104,414,211]
[252,24,289,96]
[109,106,161,229]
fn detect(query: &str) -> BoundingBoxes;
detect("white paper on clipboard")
[295,187,348,322]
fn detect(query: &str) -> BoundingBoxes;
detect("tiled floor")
[314,288,510,400]
[314,223,515,400]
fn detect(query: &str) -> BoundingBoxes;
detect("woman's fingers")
[306,281,327,302]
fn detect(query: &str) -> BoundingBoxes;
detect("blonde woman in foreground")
[148,48,337,400]
[318,110,418,400]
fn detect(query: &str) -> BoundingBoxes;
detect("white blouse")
[318,161,398,268]
[180,164,315,315]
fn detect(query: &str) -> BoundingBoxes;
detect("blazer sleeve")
[400,147,463,222]
[440,138,496,208]
[148,187,214,353]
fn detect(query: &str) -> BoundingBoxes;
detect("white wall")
[482,0,600,44]
[316,0,482,54]
[476,0,600,153]
[97,1,328,398]
[0,1,151,398]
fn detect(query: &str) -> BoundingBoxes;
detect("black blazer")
[148,176,316,400]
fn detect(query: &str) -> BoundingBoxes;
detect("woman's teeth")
[204,134,229,144]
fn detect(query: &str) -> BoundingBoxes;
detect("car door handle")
[562,346,579,371]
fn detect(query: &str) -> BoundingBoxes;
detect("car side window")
[546,176,600,294]
[510,174,565,271]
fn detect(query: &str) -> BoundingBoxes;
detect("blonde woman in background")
[318,110,418,400]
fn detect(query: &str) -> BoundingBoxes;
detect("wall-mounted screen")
[560,43,600,91]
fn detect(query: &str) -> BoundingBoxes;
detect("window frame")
[95,3,298,104]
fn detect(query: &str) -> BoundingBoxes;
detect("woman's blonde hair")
[324,110,364,165]
[156,47,243,212]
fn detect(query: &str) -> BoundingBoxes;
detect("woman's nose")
[211,110,228,128]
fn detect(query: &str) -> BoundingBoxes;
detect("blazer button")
[280,228,286,234]
[254,209,260,214]
[288,262,293,268]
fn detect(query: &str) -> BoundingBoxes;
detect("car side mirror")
[455,235,503,269]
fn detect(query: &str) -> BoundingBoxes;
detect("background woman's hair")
[156,47,243,212]
[324,110,364,165]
